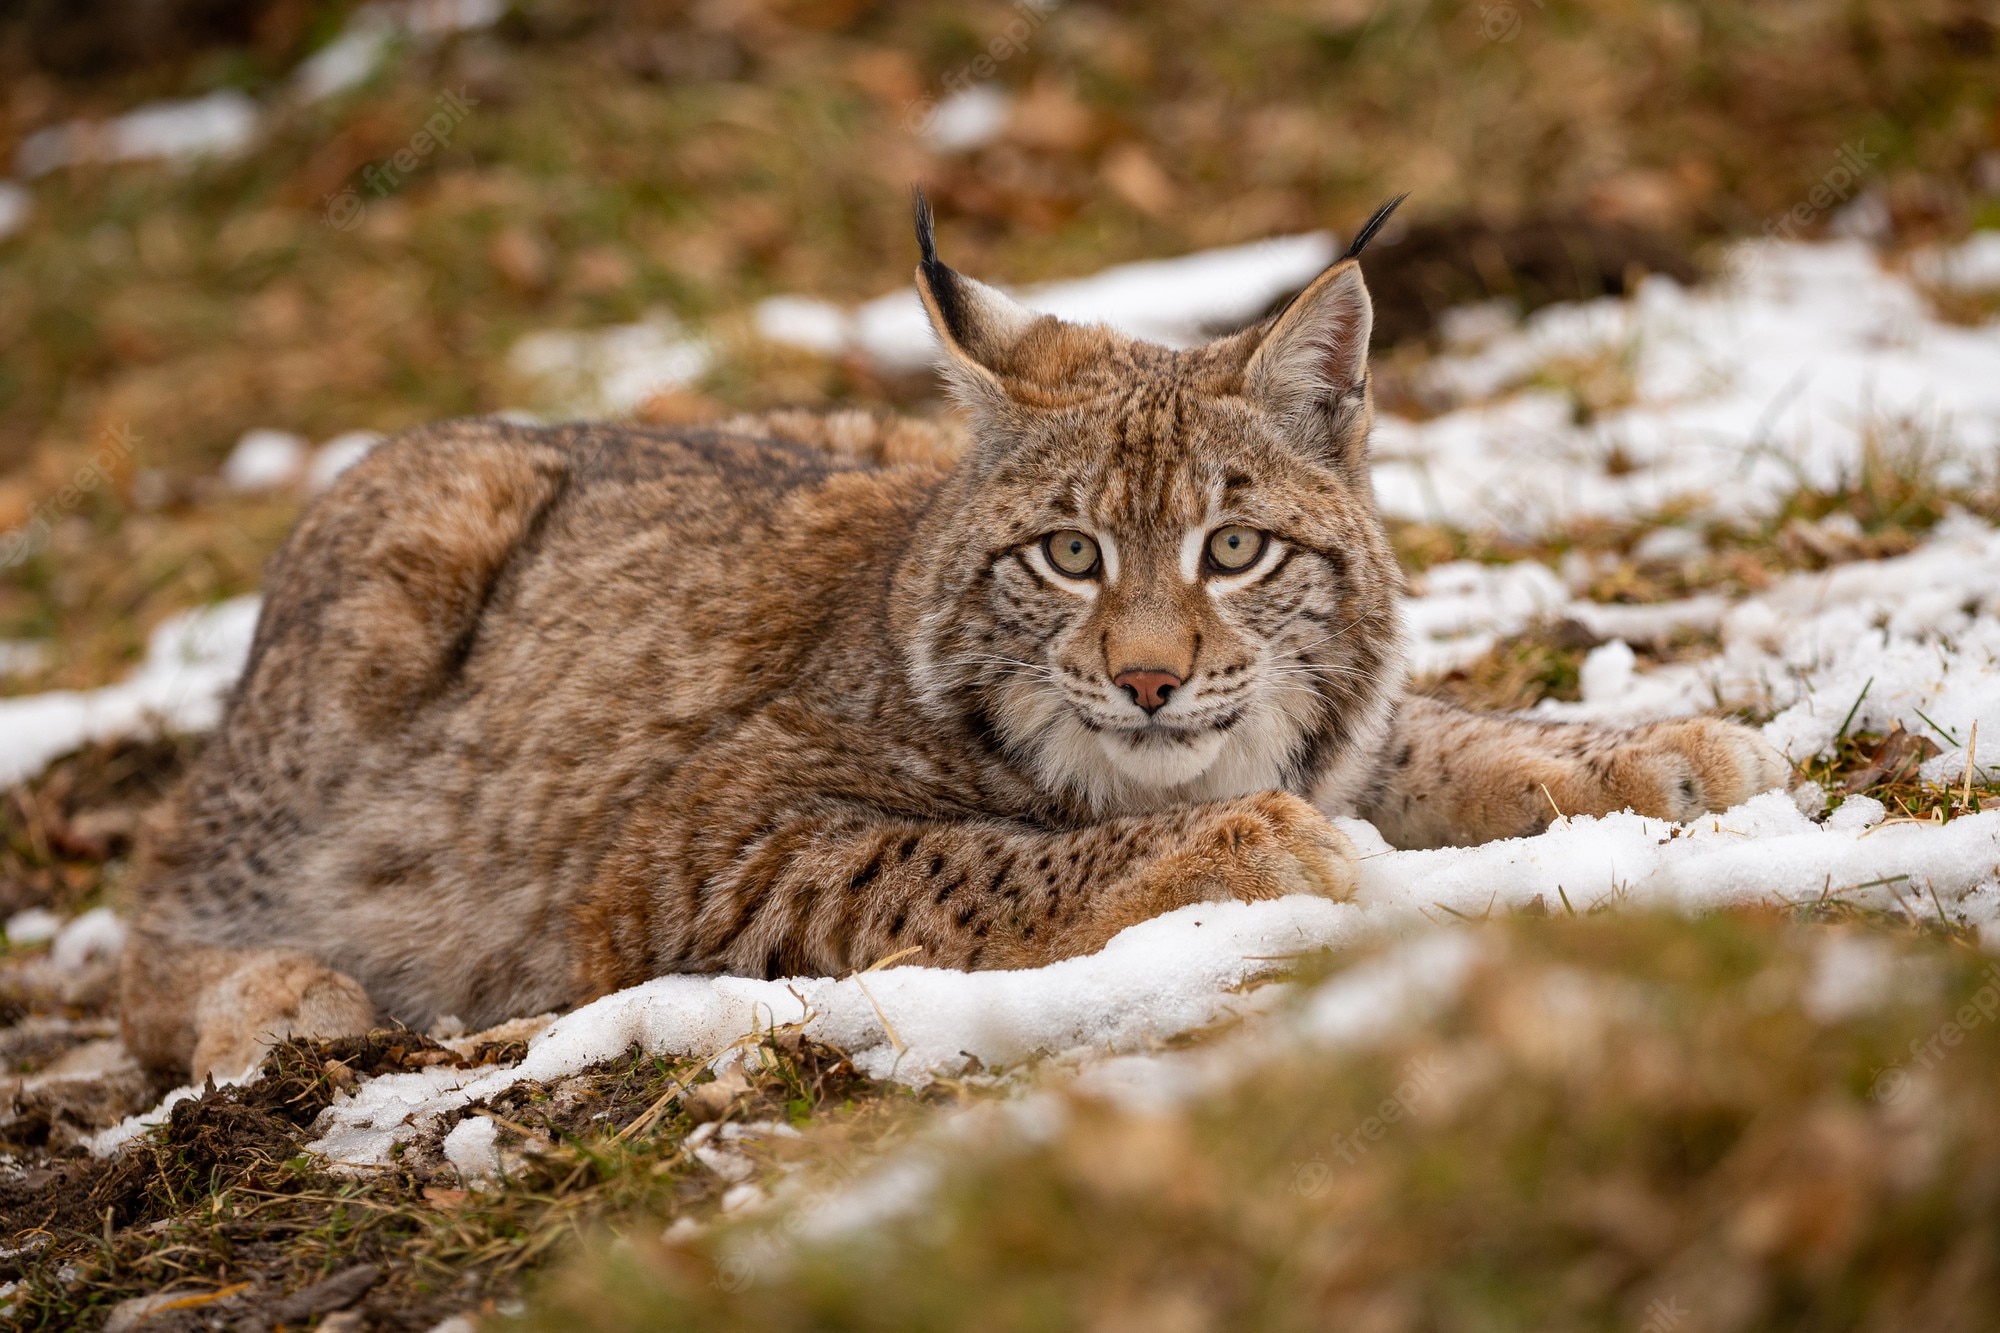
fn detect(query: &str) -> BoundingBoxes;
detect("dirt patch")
[0,1024,924,1331]
[2,736,196,919]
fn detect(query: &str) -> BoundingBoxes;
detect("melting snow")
[508,314,713,417]
[756,232,1339,372]
[0,597,259,788]
[222,428,311,492]
[17,91,261,177]
[308,430,386,493]
[0,182,29,243]
[922,87,1012,152]
[1372,240,2000,535]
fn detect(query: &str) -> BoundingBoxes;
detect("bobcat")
[121,198,1788,1079]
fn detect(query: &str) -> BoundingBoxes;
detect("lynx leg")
[581,788,1361,991]
[121,939,376,1082]
[1360,696,1791,849]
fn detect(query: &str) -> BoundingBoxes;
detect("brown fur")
[120,205,1786,1078]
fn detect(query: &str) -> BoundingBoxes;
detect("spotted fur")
[120,202,1786,1077]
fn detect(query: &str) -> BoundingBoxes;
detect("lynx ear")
[911,190,1042,410]
[1243,196,1403,458]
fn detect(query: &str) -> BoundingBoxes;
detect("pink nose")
[1113,668,1182,715]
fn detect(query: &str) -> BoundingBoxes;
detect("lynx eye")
[1206,525,1267,573]
[1042,530,1101,578]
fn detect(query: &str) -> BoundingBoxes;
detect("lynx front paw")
[1030,793,1362,964]
[1595,717,1792,822]
[1197,791,1361,901]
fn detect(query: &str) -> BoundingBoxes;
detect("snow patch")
[222,429,310,492]
[4,908,63,947]
[309,431,385,493]
[923,87,1012,152]
[51,908,126,974]
[1372,241,2000,535]
[508,315,712,417]
[0,596,260,788]
[18,91,261,177]
[757,232,1340,371]
[0,182,29,243]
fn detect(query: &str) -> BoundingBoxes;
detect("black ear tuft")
[1340,193,1408,263]
[912,186,970,343]
[913,186,940,268]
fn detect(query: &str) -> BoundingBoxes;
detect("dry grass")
[522,912,2000,1332]
[1,1024,947,1330]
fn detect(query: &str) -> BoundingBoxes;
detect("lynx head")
[894,195,1409,816]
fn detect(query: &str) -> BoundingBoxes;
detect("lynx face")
[894,200,1408,815]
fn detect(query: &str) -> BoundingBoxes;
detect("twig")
[1965,720,1980,811]
[851,974,906,1055]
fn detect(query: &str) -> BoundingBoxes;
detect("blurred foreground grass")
[526,912,2000,1333]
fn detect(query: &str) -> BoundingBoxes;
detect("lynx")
[121,198,1788,1079]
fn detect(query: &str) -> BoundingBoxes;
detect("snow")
[1909,232,2000,292]
[758,232,1340,372]
[508,314,713,417]
[0,182,29,243]
[922,87,1012,152]
[4,908,63,947]
[51,907,127,974]
[17,91,262,177]
[294,0,507,103]
[753,297,852,357]
[1372,240,2000,536]
[0,640,50,677]
[308,430,385,493]
[441,1115,500,1177]
[222,428,310,492]
[0,596,259,788]
[1501,513,2000,786]
[294,21,400,103]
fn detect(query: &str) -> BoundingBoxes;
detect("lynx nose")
[1113,668,1182,715]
